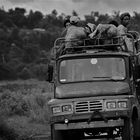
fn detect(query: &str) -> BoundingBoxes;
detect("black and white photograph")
[0,0,140,140]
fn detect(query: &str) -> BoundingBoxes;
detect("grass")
[0,79,53,139]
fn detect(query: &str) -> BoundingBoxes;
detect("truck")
[47,31,140,140]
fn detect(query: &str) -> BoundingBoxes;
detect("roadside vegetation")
[0,8,140,81]
[0,79,52,140]
[0,6,140,140]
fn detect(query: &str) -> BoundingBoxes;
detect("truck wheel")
[51,125,83,140]
[51,125,66,140]
[122,118,133,140]
[67,130,84,140]
[122,117,139,140]
[133,118,140,140]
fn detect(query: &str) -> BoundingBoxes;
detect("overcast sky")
[1,0,140,18]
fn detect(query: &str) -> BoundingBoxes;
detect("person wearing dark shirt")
[117,12,131,35]
[61,18,71,37]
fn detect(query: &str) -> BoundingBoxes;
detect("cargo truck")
[47,31,140,140]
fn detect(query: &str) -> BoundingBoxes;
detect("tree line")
[0,7,140,80]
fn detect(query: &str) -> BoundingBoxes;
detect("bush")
[18,67,32,80]
[0,80,51,138]
[0,90,30,116]
[29,64,48,80]
[0,64,17,80]
[25,93,49,123]
[0,117,18,140]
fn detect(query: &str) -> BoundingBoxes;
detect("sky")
[1,0,140,18]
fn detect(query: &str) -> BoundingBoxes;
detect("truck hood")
[55,82,130,98]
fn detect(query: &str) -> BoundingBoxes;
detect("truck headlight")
[118,101,127,108]
[52,104,73,114]
[106,101,116,109]
[62,105,72,112]
[52,106,61,114]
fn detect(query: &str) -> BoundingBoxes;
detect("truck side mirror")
[46,64,53,82]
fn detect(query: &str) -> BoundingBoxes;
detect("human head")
[64,18,70,28]
[70,16,80,26]
[108,20,118,27]
[120,12,131,27]
[85,23,96,34]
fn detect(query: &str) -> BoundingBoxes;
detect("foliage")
[0,80,52,139]
[18,67,32,80]
[0,90,29,116]
[0,118,18,140]
[27,10,43,29]
[0,7,140,80]
[29,63,48,80]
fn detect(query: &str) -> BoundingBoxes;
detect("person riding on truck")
[117,12,130,35]
[89,20,118,39]
[65,16,96,48]
[60,17,71,37]
[117,12,136,53]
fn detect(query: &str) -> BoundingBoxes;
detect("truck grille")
[75,100,103,113]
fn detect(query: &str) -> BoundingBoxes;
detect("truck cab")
[47,32,140,140]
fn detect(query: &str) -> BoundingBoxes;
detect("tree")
[3,18,14,28]
[0,9,8,22]
[51,9,58,17]
[84,13,96,24]
[27,10,43,29]
[72,10,78,16]
[131,11,140,32]
[8,7,27,28]
[0,40,9,63]
[22,44,40,63]
[112,11,120,22]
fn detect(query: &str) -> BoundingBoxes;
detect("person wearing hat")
[65,18,97,48]
[117,12,131,35]
[69,16,80,26]
[65,16,88,48]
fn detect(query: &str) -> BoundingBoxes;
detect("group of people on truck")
[59,12,138,53]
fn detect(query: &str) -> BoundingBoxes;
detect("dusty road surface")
[27,134,51,140]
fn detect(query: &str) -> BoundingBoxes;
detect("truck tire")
[133,119,140,140]
[51,125,66,140]
[122,117,138,140]
[122,118,133,140]
[51,125,83,140]
[66,130,84,140]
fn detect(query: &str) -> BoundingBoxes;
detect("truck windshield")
[59,57,126,83]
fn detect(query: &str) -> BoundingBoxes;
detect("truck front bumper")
[50,110,129,124]
[54,118,124,130]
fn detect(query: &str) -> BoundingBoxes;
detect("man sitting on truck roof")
[60,17,71,37]
[89,20,118,39]
[65,16,96,48]
[117,12,130,35]
[65,16,85,48]
[85,23,97,36]
[117,12,136,53]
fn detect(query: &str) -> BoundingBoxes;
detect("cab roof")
[58,50,131,60]
[53,35,138,60]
